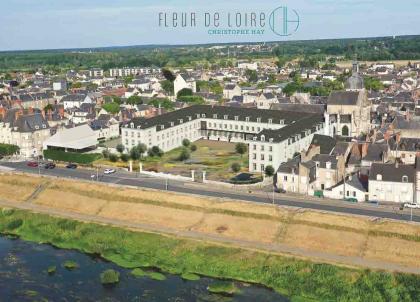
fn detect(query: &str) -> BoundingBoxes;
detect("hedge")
[43,149,102,164]
[0,144,19,156]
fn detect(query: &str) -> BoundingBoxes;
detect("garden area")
[95,139,253,182]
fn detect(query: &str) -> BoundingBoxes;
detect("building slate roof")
[369,163,415,183]
[327,91,360,106]
[310,134,336,154]
[311,154,338,169]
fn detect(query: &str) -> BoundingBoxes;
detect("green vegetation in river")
[0,208,419,302]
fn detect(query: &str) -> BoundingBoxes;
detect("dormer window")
[170,122,174,127]
[234,116,239,121]
[253,136,257,141]
[213,114,218,119]
[196,114,200,118]
[377,174,382,181]
[179,119,183,124]
[42,124,46,129]
[280,119,284,125]
[35,125,39,130]
[201,114,206,118]
[402,175,408,183]
[269,138,273,143]
[224,115,228,120]
[160,125,165,130]
[130,123,134,129]
[268,119,272,124]
[188,116,192,121]
[137,126,141,129]
[261,135,265,142]
[257,117,261,123]
[245,117,250,122]
[326,161,331,169]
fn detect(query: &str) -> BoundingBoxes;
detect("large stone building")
[324,62,371,137]
[121,105,324,173]
[0,109,50,158]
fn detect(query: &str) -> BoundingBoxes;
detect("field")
[1,174,420,269]
[96,139,250,181]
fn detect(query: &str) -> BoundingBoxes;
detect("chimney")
[362,143,369,158]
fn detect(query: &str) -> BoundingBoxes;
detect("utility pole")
[96,166,99,182]
[165,178,168,191]
[272,184,275,204]
[411,207,413,222]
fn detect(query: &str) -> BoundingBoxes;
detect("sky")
[0,0,419,51]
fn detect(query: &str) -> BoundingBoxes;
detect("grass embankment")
[0,208,419,302]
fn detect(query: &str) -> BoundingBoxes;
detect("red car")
[27,162,38,167]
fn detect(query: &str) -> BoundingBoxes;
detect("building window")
[253,154,257,159]
[376,174,382,181]
[402,175,408,183]
[269,155,272,161]
[261,145,265,151]
[261,154,265,160]
[284,176,288,181]
[269,146,272,151]
[253,163,257,170]
[353,191,356,197]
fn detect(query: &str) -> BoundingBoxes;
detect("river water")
[0,236,289,301]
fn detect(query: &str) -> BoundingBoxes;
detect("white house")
[223,84,242,100]
[324,174,368,202]
[62,94,93,109]
[369,163,415,203]
[174,74,197,96]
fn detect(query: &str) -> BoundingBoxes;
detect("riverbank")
[1,208,419,301]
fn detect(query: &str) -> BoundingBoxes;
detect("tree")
[102,102,120,114]
[235,143,247,157]
[148,146,163,157]
[162,68,176,82]
[177,88,193,98]
[102,149,110,159]
[178,148,191,161]
[109,153,118,162]
[130,143,147,160]
[265,165,275,177]
[127,95,143,105]
[43,104,54,114]
[231,162,241,173]
[161,80,174,95]
[182,139,191,147]
[244,69,258,82]
[190,144,197,152]
[116,144,125,153]
[120,153,129,162]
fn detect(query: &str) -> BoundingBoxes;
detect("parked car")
[27,162,38,167]
[404,203,420,209]
[66,163,78,169]
[44,162,56,169]
[104,168,116,175]
[275,187,286,193]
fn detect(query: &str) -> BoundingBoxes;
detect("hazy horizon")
[1,0,419,51]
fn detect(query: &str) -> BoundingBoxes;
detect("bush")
[116,144,125,153]
[182,139,191,147]
[100,269,120,285]
[231,163,241,173]
[181,273,200,281]
[109,153,118,162]
[148,272,166,281]
[44,150,102,164]
[0,143,19,156]
[190,144,197,152]
[208,281,239,295]
[178,148,191,161]
[120,154,129,162]
[148,146,163,157]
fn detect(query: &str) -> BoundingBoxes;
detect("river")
[0,236,289,301]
